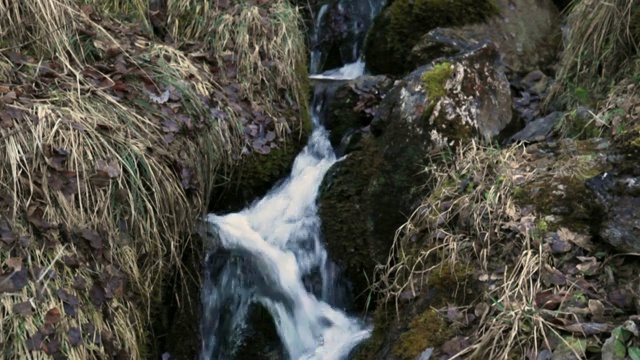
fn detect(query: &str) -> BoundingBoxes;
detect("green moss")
[393,309,453,360]
[366,0,499,75]
[421,62,454,99]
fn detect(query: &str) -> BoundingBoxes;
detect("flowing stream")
[201,1,386,359]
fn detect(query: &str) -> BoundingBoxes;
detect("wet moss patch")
[421,62,454,99]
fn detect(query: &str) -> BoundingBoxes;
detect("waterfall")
[200,1,387,358]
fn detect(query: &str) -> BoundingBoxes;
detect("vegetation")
[421,62,454,99]
[0,0,308,358]
[549,0,640,138]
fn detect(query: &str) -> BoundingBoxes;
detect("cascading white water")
[200,2,389,358]
[202,61,371,359]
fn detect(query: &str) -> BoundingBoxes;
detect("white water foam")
[309,60,366,81]
[204,126,370,359]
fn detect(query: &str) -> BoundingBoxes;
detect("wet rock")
[586,166,640,252]
[310,0,387,73]
[322,75,394,152]
[509,111,563,143]
[319,44,512,308]
[409,27,477,63]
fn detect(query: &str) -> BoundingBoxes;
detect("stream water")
[201,1,386,359]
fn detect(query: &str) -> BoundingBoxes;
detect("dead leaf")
[26,332,44,351]
[5,257,22,271]
[96,160,121,178]
[588,300,605,321]
[89,283,106,307]
[446,304,465,323]
[81,229,103,250]
[542,264,566,286]
[441,336,470,356]
[576,256,599,275]
[68,327,82,347]
[13,301,33,316]
[44,307,62,324]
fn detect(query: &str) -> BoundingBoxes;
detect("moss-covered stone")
[352,263,476,359]
[210,126,311,213]
[393,309,452,360]
[512,140,609,234]
[365,0,498,75]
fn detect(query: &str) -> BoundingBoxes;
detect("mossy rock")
[321,45,512,310]
[365,0,498,75]
[352,263,477,360]
[323,75,394,151]
[512,139,610,234]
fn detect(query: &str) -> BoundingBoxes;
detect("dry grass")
[372,142,525,307]
[167,0,309,138]
[0,0,307,358]
[549,0,640,108]
[371,141,575,359]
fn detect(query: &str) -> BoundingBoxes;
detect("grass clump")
[0,0,308,358]
[551,0,640,107]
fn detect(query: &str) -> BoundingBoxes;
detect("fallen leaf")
[89,283,106,306]
[42,336,60,355]
[81,229,103,250]
[26,332,44,351]
[13,301,33,316]
[5,257,22,271]
[441,336,469,356]
[446,304,465,323]
[68,327,82,347]
[588,300,605,321]
[44,307,62,324]
[542,264,566,286]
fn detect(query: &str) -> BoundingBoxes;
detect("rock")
[319,43,512,308]
[586,166,640,253]
[365,0,499,76]
[509,111,563,143]
[321,75,393,152]
[416,0,562,75]
[521,70,551,95]
[418,348,434,360]
[365,0,561,76]
[409,27,477,63]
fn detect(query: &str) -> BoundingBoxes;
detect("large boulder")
[319,43,513,308]
[365,0,561,76]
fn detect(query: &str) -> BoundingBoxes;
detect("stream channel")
[201,1,386,359]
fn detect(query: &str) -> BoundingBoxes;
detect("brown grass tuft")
[371,141,567,359]
[0,0,307,358]
[549,0,640,109]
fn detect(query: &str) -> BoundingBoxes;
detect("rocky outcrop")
[319,43,513,308]
[365,0,561,76]
[585,128,640,252]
